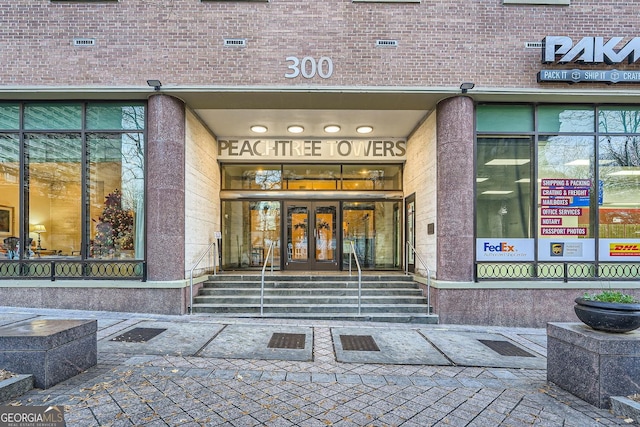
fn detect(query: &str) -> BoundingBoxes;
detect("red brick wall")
[2,0,638,89]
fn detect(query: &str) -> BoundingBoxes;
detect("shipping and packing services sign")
[599,239,640,261]
[538,238,595,261]
[476,238,535,261]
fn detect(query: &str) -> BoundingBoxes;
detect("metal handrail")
[189,241,218,314]
[405,241,432,313]
[348,240,362,315]
[260,241,275,316]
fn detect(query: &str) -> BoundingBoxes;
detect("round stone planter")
[574,297,640,333]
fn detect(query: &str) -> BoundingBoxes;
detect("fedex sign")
[543,36,640,64]
[476,239,534,261]
[483,242,515,252]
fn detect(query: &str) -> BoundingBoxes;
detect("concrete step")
[202,281,416,289]
[194,295,427,305]
[190,312,439,324]
[191,273,434,323]
[197,287,424,297]
[191,303,430,314]
[205,274,415,283]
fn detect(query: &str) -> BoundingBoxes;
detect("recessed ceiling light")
[565,159,590,166]
[250,125,268,133]
[324,125,341,133]
[481,190,514,195]
[357,126,373,134]
[608,170,640,176]
[485,159,530,166]
[288,125,304,134]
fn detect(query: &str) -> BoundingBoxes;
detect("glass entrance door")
[285,201,338,270]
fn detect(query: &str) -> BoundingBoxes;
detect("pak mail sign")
[539,36,640,84]
[542,36,640,64]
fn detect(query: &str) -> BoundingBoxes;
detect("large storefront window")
[598,107,640,262]
[476,137,532,239]
[0,102,145,263]
[475,104,640,278]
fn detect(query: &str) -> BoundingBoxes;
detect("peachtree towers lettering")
[543,36,640,64]
[218,139,407,159]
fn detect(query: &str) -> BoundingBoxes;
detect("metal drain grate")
[110,327,167,343]
[267,333,306,349]
[478,340,535,357]
[340,335,380,352]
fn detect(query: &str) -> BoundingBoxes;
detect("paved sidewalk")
[0,306,633,426]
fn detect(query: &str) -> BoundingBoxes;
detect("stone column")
[146,94,186,281]
[436,96,475,281]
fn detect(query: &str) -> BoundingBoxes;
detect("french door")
[284,201,339,271]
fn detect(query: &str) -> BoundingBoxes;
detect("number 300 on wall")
[285,56,333,79]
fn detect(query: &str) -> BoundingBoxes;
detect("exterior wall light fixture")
[146,79,162,91]
[460,82,475,93]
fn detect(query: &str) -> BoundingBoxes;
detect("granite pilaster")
[436,96,474,281]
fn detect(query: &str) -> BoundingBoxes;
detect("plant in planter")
[574,290,640,333]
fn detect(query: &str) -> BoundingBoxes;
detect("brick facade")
[2,0,639,90]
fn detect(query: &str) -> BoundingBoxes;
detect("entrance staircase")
[190,273,438,323]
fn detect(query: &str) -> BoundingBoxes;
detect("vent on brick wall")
[224,38,247,47]
[525,41,543,49]
[73,38,96,46]
[376,40,398,47]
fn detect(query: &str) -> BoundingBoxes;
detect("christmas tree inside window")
[91,189,134,258]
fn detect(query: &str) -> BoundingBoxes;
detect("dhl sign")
[609,243,640,257]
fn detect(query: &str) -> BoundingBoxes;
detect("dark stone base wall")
[547,322,640,409]
[0,287,189,315]
[432,287,640,328]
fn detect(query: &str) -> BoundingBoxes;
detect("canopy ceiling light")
[146,79,162,91]
[460,82,475,93]
[287,125,304,134]
[324,125,341,133]
[356,126,373,134]
[250,125,268,133]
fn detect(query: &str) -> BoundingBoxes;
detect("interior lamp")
[33,224,46,250]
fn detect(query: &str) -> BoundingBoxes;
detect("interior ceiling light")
[565,159,590,166]
[476,177,489,182]
[287,125,304,134]
[481,190,514,195]
[608,170,640,176]
[324,125,341,133]
[515,178,531,183]
[485,159,530,166]
[357,126,373,134]
[250,125,268,133]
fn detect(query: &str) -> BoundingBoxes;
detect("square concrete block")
[547,322,640,409]
[0,319,97,389]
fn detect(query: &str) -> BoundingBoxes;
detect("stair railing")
[348,240,362,315]
[405,241,432,313]
[189,241,218,315]
[260,241,275,316]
